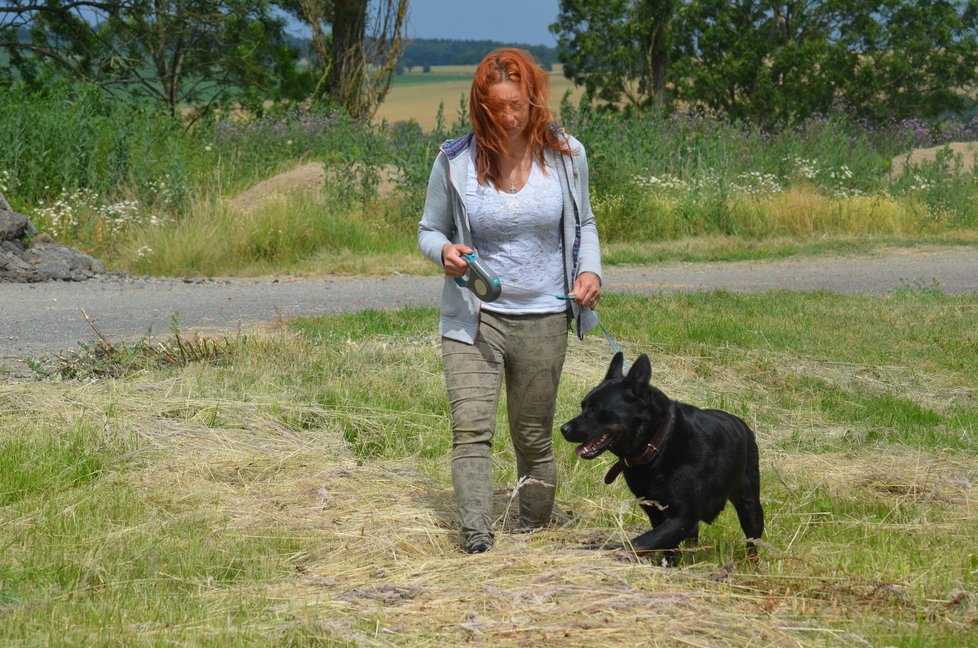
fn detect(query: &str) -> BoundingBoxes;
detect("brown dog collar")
[604,407,675,485]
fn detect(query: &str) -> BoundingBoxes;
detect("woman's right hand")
[441,243,473,278]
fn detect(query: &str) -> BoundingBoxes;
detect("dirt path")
[2,245,976,368]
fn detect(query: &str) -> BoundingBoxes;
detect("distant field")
[374,64,586,130]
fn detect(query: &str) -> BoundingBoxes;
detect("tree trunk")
[331,0,368,116]
[636,0,674,109]
[650,14,669,107]
[296,0,406,118]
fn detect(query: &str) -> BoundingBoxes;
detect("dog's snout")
[560,421,575,439]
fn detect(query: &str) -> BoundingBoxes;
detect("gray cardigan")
[418,129,602,344]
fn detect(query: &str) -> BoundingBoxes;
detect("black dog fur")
[560,352,764,559]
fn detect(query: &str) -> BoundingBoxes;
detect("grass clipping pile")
[199,429,803,646]
[121,404,796,644]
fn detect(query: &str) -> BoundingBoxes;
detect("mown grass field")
[2,288,976,646]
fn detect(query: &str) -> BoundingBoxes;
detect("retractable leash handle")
[454,253,502,302]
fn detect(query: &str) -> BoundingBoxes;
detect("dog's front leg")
[628,515,696,554]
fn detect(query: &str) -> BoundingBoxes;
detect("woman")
[418,48,602,554]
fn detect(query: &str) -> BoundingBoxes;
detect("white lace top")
[465,146,566,314]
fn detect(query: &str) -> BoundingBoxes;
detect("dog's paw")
[611,547,680,567]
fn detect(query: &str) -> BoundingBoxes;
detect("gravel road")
[2,245,976,368]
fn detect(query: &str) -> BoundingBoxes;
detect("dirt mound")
[229,162,403,212]
[890,141,978,179]
[229,162,326,212]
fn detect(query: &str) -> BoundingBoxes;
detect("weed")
[37,311,245,380]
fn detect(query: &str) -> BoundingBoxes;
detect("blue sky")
[406,0,561,46]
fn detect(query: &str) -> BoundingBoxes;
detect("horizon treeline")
[397,38,557,71]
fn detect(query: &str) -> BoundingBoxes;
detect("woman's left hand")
[572,272,602,310]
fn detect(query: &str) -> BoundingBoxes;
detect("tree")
[671,0,856,121]
[552,0,679,109]
[0,0,309,116]
[848,0,978,120]
[552,0,978,124]
[284,0,408,119]
[673,0,978,123]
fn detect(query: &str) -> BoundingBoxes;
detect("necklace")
[503,143,530,194]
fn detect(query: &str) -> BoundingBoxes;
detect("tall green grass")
[121,191,420,276]
[566,107,978,238]
[2,83,977,275]
[0,85,177,202]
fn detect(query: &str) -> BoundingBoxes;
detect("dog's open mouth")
[576,432,613,460]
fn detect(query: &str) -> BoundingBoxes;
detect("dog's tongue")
[575,432,612,460]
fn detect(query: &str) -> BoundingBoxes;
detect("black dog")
[560,352,763,559]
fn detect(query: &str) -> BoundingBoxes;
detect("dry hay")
[228,162,404,213]
[773,449,976,510]
[220,452,830,647]
[758,350,975,416]
[104,388,948,645]
[225,436,975,647]
[890,141,978,179]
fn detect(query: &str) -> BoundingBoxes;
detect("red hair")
[469,48,571,190]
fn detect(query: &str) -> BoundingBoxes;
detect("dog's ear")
[605,351,625,380]
[625,354,652,395]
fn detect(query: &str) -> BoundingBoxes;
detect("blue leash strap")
[594,313,629,370]
[541,292,629,369]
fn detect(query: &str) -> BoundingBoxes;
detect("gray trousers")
[442,311,569,549]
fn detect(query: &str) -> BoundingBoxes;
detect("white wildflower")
[631,173,689,193]
[784,155,820,180]
[910,174,934,191]
[730,171,783,197]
